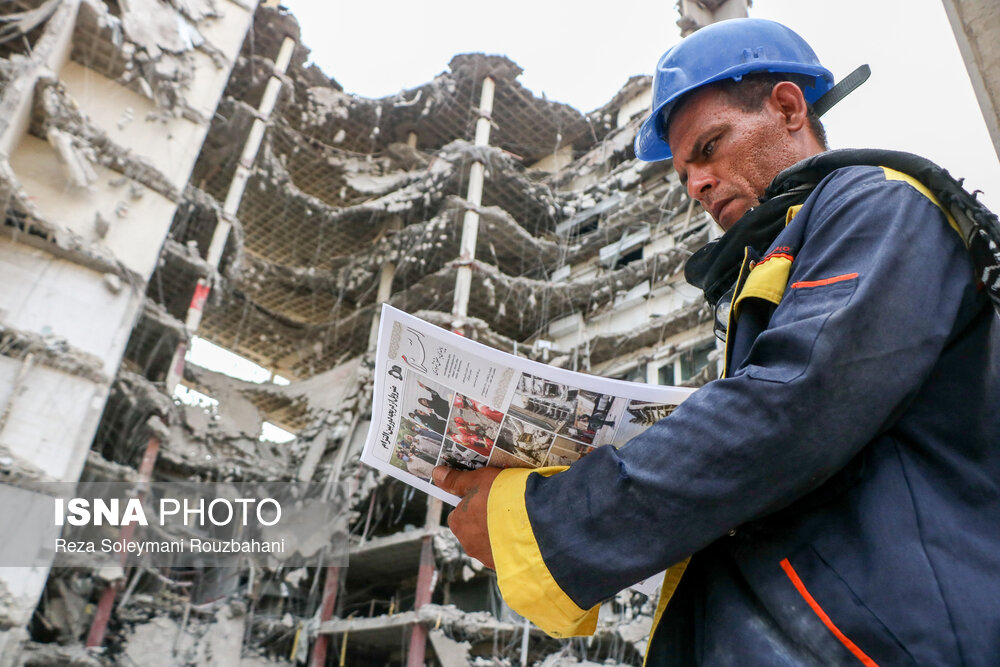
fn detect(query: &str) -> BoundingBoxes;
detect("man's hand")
[433,465,503,570]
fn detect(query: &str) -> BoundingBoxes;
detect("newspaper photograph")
[361,305,695,505]
[360,305,696,596]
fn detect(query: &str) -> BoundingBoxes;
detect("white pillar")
[676,0,750,36]
[452,76,495,326]
[166,35,296,391]
[368,262,397,350]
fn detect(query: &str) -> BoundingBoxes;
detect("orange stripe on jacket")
[790,273,859,289]
[779,558,880,667]
[757,252,795,266]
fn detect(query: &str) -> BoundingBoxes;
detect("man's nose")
[687,166,717,201]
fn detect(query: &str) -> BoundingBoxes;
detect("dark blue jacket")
[487,164,1000,665]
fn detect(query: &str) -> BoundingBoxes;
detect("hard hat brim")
[634,61,834,162]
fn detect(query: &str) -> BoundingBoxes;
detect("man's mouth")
[709,197,734,223]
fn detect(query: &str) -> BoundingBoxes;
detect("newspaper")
[361,305,695,595]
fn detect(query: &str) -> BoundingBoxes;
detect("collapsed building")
[1,0,997,665]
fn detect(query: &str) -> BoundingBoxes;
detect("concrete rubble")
[0,0,779,665]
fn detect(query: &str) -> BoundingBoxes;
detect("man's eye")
[703,140,717,157]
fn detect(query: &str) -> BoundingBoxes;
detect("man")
[435,18,1000,665]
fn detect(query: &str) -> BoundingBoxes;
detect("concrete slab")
[0,358,107,481]
[0,237,144,376]
[10,134,178,279]
[59,61,206,190]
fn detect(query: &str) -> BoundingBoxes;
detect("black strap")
[684,186,813,307]
[813,65,871,117]
[687,148,1000,318]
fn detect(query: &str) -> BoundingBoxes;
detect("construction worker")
[435,18,1000,665]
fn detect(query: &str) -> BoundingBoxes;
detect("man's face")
[668,85,799,231]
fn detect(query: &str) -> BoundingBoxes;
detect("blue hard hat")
[634,18,835,162]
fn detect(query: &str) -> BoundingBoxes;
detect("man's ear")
[770,81,809,132]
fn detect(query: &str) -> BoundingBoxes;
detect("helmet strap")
[813,64,871,117]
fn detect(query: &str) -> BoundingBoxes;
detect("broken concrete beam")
[428,628,472,667]
[140,299,189,342]
[160,238,215,279]
[0,0,77,157]
[586,302,711,369]
[33,78,183,203]
[20,642,107,667]
[415,603,544,640]
[317,610,418,637]
[115,370,175,419]
[0,325,108,386]
[45,127,98,189]
[84,449,140,482]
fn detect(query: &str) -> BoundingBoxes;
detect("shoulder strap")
[769,149,1000,317]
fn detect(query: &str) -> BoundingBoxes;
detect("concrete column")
[165,35,296,391]
[222,35,295,217]
[367,215,403,350]
[310,566,341,667]
[406,498,443,667]
[85,437,161,647]
[452,76,495,326]
[368,263,397,350]
[402,75,497,667]
[941,0,1000,161]
[676,0,749,36]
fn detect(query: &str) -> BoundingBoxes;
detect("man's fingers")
[433,465,470,494]
[433,465,496,497]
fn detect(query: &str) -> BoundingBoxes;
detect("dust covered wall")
[0,0,258,661]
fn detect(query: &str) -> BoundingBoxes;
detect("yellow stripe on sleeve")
[882,167,962,238]
[487,466,600,638]
[643,557,692,667]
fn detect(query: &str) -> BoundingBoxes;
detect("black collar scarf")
[684,147,1000,315]
[683,184,814,307]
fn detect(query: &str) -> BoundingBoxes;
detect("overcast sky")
[283,0,999,209]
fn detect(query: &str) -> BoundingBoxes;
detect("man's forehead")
[667,89,733,151]
[664,90,737,149]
